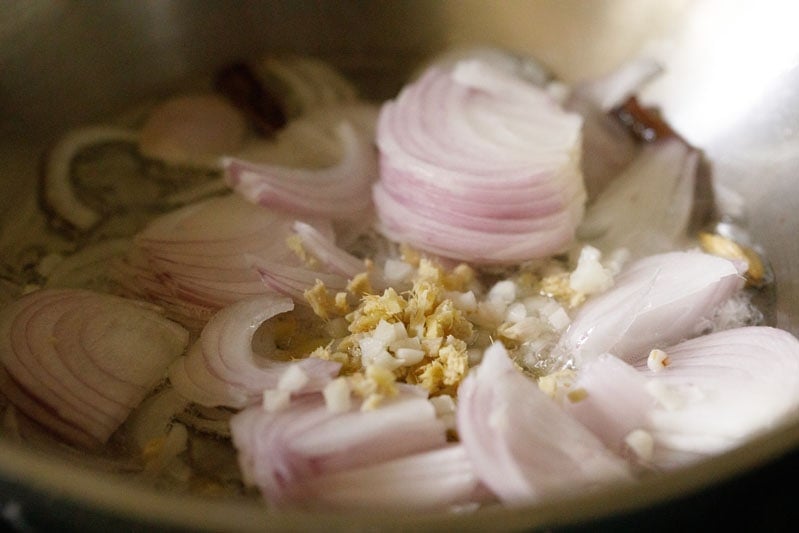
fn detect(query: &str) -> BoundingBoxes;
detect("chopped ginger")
[414,336,469,395]
[347,288,406,333]
[347,271,373,296]
[349,365,399,410]
[399,243,422,267]
[304,280,338,320]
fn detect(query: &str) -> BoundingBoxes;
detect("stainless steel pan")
[2,1,798,530]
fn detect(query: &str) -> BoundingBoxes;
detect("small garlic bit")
[647,348,669,372]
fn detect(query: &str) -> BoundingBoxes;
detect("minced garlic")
[647,348,670,372]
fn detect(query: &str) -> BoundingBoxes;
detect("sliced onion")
[567,96,640,201]
[249,257,352,303]
[565,57,662,199]
[578,138,700,257]
[457,342,631,505]
[300,444,485,510]
[168,294,340,408]
[564,327,799,470]
[291,221,368,279]
[114,194,335,321]
[230,388,447,506]
[224,121,378,220]
[43,126,139,231]
[138,94,248,170]
[559,251,746,365]
[232,103,379,168]
[634,326,799,468]
[562,353,654,457]
[0,289,188,448]
[374,59,585,264]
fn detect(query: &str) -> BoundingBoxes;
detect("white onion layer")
[636,326,799,468]
[559,251,746,365]
[565,327,799,471]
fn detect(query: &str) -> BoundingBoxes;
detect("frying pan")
[2,1,799,530]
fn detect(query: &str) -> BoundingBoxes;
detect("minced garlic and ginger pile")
[284,239,624,416]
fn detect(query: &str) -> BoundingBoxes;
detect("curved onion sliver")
[224,122,378,219]
[168,294,340,408]
[457,342,631,505]
[0,289,188,448]
[230,388,447,506]
[559,251,746,365]
[291,221,367,278]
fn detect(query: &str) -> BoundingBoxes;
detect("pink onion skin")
[168,294,340,408]
[0,289,188,448]
[559,251,746,366]
[565,327,799,471]
[114,194,336,324]
[457,342,632,505]
[230,388,447,507]
[299,444,486,510]
[374,59,585,264]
